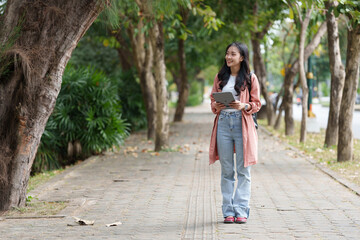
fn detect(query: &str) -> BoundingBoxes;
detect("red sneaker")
[224,216,235,223]
[235,217,247,224]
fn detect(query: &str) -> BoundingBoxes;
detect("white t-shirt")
[222,75,240,112]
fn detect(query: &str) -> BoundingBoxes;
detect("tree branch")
[295,2,302,23]
[258,20,273,39]
[304,20,327,59]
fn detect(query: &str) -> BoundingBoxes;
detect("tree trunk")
[126,21,156,139]
[170,69,181,91]
[283,21,327,135]
[298,6,312,143]
[251,36,275,125]
[0,0,102,211]
[283,68,296,135]
[274,102,284,130]
[250,2,274,126]
[139,40,157,139]
[112,30,133,71]
[149,21,169,151]
[337,25,360,162]
[324,0,345,147]
[174,7,189,122]
[173,37,189,122]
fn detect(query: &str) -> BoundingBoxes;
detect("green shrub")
[33,66,129,172]
[187,80,204,106]
[321,81,330,97]
[111,69,147,131]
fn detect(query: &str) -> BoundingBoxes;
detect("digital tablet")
[212,92,235,109]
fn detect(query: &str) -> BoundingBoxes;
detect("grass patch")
[320,101,330,107]
[259,118,360,186]
[4,200,67,217]
[27,169,64,193]
[1,169,67,217]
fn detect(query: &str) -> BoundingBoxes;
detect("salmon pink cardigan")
[209,73,261,167]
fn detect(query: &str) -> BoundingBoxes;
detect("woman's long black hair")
[218,42,251,96]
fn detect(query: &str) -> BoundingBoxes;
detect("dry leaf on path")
[150,152,160,156]
[132,153,138,158]
[106,221,122,227]
[67,217,95,226]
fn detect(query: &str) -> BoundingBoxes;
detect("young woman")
[209,42,261,224]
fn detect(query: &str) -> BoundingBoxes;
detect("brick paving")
[1,104,360,239]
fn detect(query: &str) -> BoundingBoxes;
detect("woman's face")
[225,45,243,68]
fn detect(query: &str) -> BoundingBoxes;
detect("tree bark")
[174,7,189,122]
[297,4,313,143]
[0,0,102,211]
[324,0,345,147]
[173,37,189,122]
[274,102,284,130]
[337,24,360,162]
[126,20,156,139]
[149,21,169,151]
[251,36,275,125]
[139,39,157,140]
[112,30,133,71]
[283,21,327,135]
[250,2,274,126]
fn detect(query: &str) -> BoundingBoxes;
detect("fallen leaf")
[106,221,122,227]
[68,217,95,226]
[150,152,160,156]
[132,153,138,158]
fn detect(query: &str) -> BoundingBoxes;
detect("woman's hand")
[214,102,226,112]
[229,100,246,110]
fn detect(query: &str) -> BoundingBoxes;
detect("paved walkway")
[1,104,360,239]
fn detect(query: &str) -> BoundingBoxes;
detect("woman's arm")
[210,74,221,114]
[243,74,261,115]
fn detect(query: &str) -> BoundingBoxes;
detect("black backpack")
[249,72,258,129]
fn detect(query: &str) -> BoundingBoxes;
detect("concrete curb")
[259,125,360,197]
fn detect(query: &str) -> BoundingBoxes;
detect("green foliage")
[335,0,360,25]
[54,66,129,155]
[26,195,33,203]
[111,69,147,131]
[0,0,6,15]
[320,81,330,97]
[33,66,129,173]
[32,125,61,173]
[69,26,119,75]
[68,21,147,132]
[187,79,203,106]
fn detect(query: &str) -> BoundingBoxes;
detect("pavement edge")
[259,126,360,197]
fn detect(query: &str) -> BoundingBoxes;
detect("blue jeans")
[217,111,251,218]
